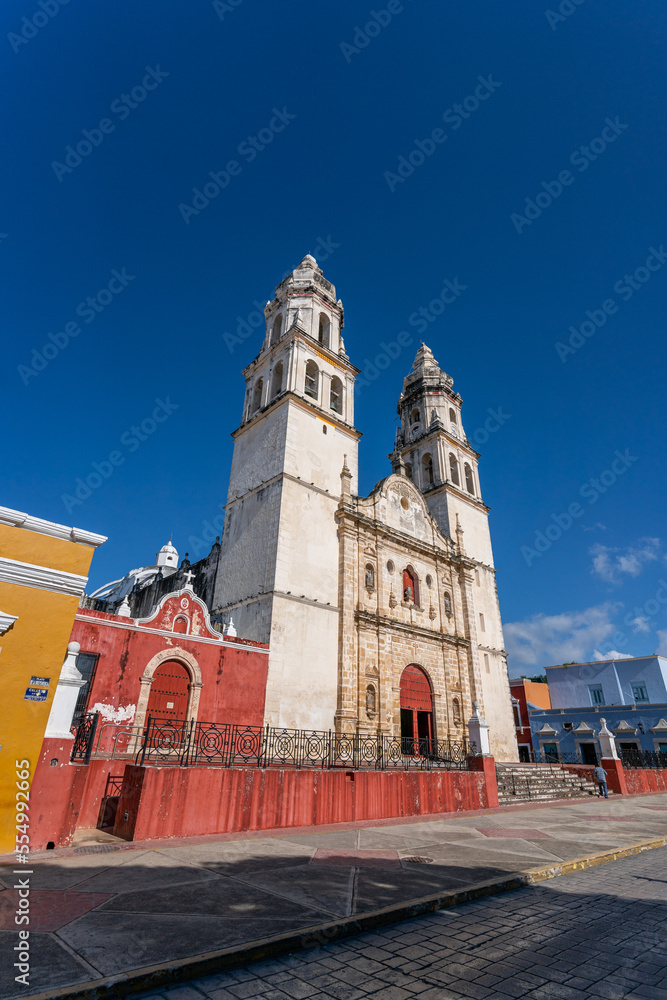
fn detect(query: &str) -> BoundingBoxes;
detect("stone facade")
[335,469,514,757]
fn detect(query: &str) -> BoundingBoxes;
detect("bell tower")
[390,343,515,755]
[214,256,361,731]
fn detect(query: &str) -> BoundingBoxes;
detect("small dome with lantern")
[156,537,179,570]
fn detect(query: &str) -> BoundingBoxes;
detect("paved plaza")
[2,793,667,999]
[145,843,667,1000]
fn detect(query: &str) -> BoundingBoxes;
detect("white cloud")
[582,522,607,533]
[590,537,661,585]
[628,615,651,633]
[505,602,622,673]
[592,648,625,661]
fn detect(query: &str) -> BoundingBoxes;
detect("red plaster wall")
[71,609,269,728]
[113,765,147,840]
[28,741,124,850]
[116,765,492,842]
[623,768,667,795]
[467,755,499,808]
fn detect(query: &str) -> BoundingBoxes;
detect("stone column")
[346,374,355,426]
[335,461,358,734]
[44,642,86,739]
[321,371,332,411]
[458,562,484,711]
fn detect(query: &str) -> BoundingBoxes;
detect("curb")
[21,836,667,1000]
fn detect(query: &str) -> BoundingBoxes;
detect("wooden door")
[147,661,190,722]
[400,665,434,754]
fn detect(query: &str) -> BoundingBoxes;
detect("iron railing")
[71,713,476,771]
[620,749,667,770]
[70,711,100,763]
[138,718,476,770]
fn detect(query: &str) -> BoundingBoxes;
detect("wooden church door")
[147,661,191,722]
[399,664,434,754]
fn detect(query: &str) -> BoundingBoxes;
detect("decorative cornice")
[536,723,558,736]
[355,608,468,648]
[134,584,222,639]
[612,720,637,735]
[225,470,340,511]
[401,425,480,462]
[0,557,88,597]
[419,480,490,514]
[74,611,270,653]
[232,391,362,441]
[0,506,106,548]
[336,506,460,566]
[0,610,18,634]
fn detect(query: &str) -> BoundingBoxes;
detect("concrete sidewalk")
[2,792,667,1000]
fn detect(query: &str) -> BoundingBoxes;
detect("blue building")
[528,655,667,763]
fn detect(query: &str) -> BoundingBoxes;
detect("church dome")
[156,538,179,570]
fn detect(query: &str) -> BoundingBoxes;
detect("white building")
[546,655,667,709]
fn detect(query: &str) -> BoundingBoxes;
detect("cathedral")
[213,255,517,761]
[88,255,516,761]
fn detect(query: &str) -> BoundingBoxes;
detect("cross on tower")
[183,569,195,586]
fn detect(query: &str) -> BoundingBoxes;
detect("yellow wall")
[0,523,98,854]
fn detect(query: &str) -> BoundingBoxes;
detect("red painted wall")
[468,755,499,808]
[623,768,667,795]
[71,606,269,728]
[115,764,493,842]
[28,740,123,850]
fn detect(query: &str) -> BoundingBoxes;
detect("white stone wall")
[266,595,340,730]
[282,399,359,495]
[226,403,289,496]
[215,393,359,731]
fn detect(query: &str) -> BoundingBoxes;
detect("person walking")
[592,763,608,798]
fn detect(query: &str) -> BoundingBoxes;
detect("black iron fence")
[620,748,667,770]
[71,713,476,771]
[71,711,100,763]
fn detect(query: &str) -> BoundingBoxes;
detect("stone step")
[495,761,601,804]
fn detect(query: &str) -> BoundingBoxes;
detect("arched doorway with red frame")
[399,664,435,755]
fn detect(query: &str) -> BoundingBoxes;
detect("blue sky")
[3,0,667,675]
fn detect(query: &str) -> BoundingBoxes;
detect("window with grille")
[72,652,99,727]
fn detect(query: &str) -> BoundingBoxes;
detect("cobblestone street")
[143,847,667,1000]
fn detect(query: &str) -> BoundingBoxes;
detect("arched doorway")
[400,664,434,754]
[146,660,191,722]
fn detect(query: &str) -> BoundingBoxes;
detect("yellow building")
[0,506,106,853]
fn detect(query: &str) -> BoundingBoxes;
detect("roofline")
[74,607,270,652]
[0,506,107,548]
[544,654,665,670]
[527,701,667,713]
